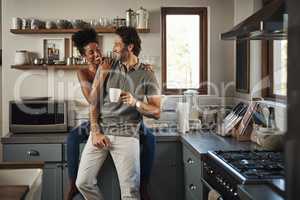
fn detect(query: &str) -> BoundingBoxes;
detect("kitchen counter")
[180,131,261,159]
[1,131,181,144]
[0,185,29,200]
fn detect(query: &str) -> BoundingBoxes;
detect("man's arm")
[120,70,161,119]
[136,96,161,119]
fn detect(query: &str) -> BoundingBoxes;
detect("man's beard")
[114,48,129,62]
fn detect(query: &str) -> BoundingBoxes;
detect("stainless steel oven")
[9,100,68,133]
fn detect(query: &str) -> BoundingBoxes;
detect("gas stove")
[202,150,285,200]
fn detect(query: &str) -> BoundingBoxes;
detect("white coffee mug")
[109,88,122,102]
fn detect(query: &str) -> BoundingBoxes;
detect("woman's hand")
[91,131,111,149]
[99,57,114,72]
[120,91,137,107]
[142,64,154,72]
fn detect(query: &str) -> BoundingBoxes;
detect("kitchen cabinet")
[149,141,184,200]
[43,163,63,200]
[3,144,64,200]
[183,145,203,200]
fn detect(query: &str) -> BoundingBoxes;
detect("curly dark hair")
[72,28,98,56]
[115,26,141,56]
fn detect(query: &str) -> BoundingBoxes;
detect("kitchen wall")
[0,0,2,161]
[1,0,235,136]
[233,0,287,132]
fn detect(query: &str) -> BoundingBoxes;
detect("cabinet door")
[42,163,63,200]
[149,141,184,200]
[183,145,203,200]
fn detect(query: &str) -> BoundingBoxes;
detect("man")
[67,28,156,200]
[76,26,161,200]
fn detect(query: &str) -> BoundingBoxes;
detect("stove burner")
[211,150,284,181]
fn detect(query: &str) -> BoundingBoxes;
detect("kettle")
[136,6,149,29]
[126,8,136,27]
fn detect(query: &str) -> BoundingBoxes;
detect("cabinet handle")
[187,158,194,164]
[56,163,63,168]
[189,184,197,190]
[27,149,40,157]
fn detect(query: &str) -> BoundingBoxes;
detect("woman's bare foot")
[140,181,151,200]
[66,179,78,200]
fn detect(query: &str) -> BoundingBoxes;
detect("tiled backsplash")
[160,95,287,133]
[161,95,235,111]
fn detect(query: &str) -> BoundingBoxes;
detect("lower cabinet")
[3,144,64,200]
[3,140,184,200]
[43,163,63,200]
[183,145,203,200]
[149,141,184,200]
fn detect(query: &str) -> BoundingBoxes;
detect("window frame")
[161,7,208,95]
[262,40,287,100]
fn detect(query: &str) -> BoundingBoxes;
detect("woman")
[66,28,155,200]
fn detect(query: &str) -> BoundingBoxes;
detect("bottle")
[268,107,277,130]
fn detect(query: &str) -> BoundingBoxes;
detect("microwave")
[9,100,68,133]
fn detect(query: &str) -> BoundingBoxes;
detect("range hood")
[221,0,287,40]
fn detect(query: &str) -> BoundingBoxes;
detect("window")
[262,40,287,99]
[161,7,208,94]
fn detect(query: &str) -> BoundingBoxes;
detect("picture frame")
[236,40,250,93]
[43,38,70,62]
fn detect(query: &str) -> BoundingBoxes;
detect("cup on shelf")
[46,20,57,29]
[14,50,29,65]
[21,18,30,30]
[12,17,22,29]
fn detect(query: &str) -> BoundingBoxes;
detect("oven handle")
[200,178,224,200]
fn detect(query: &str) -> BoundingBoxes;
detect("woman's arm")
[77,70,93,104]
[77,59,111,105]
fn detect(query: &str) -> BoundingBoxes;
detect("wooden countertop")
[0,186,29,200]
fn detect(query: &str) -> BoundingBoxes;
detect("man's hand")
[120,91,137,107]
[91,131,112,149]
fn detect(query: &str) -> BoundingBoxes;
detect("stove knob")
[234,192,238,196]
[209,170,214,175]
[230,188,234,193]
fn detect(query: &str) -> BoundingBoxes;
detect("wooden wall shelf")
[11,64,88,70]
[10,28,150,34]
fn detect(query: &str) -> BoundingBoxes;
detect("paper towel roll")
[176,102,190,133]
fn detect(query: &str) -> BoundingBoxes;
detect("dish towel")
[208,189,223,200]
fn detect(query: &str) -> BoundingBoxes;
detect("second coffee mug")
[109,88,122,102]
